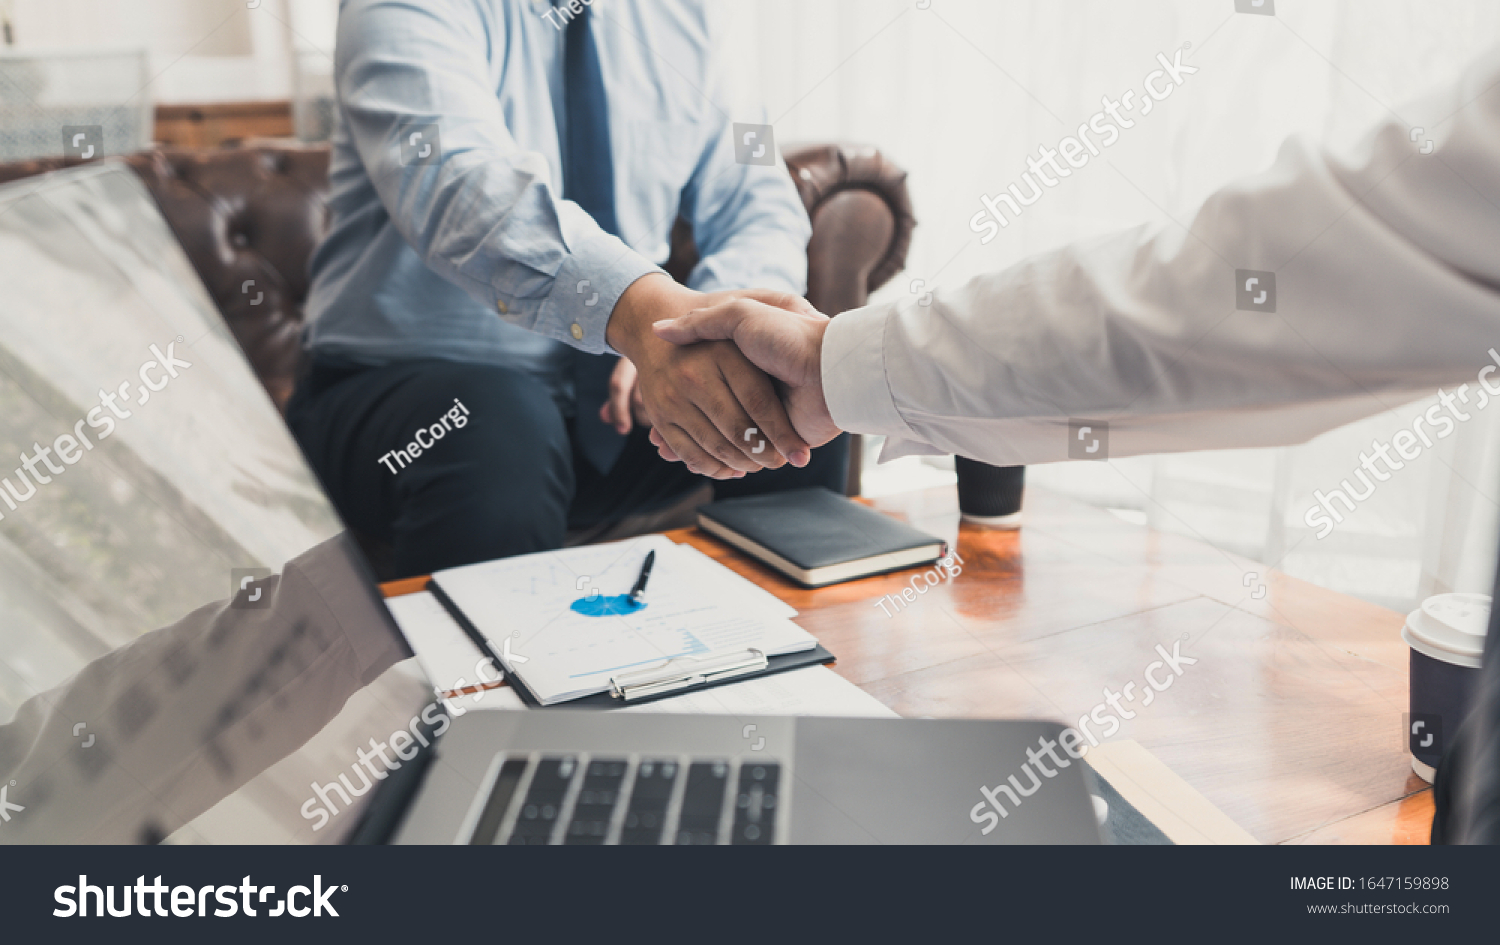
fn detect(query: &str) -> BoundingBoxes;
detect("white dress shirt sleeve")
[824,49,1500,467]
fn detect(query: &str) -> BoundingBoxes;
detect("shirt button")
[496,299,508,315]
[570,323,584,341]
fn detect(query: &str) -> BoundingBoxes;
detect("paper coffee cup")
[955,458,1025,529]
[1401,592,1488,782]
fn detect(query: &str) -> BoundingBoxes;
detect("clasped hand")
[602,273,839,479]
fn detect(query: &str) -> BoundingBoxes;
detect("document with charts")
[429,535,817,705]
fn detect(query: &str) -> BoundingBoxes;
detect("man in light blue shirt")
[287,0,846,577]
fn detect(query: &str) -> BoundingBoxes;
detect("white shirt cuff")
[821,303,915,441]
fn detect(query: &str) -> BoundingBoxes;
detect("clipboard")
[505,643,836,709]
[424,575,835,709]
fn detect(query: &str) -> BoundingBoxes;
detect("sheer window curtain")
[723,0,1500,613]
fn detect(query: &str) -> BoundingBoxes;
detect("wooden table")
[664,485,1432,845]
[383,483,1432,843]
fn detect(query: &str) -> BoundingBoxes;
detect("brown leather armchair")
[0,141,914,495]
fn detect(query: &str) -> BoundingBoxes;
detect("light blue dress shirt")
[304,0,812,395]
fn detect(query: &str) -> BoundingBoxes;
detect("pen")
[629,549,656,604]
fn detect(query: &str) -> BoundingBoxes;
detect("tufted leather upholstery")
[0,147,330,411]
[664,143,915,320]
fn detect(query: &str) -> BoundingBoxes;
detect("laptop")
[0,162,1101,846]
[376,712,1101,845]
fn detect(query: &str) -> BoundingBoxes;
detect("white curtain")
[724,0,1500,613]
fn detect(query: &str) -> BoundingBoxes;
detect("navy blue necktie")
[560,3,627,474]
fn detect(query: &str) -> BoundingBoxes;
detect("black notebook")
[697,487,947,588]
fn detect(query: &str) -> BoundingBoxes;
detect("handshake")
[603,273,841,480]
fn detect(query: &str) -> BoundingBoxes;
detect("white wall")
[5,0,338,103]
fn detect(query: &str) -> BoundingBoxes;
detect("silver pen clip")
[609,647,768,702]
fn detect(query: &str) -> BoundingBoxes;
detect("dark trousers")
[285,357,848,579]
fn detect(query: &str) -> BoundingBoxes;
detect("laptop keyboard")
[564,758,627,844]
[619,759,676,845]
[465,753,784,845]
[675,761,730,845]
[731,761,779,845]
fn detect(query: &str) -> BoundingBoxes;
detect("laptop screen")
[0,163,431,843]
